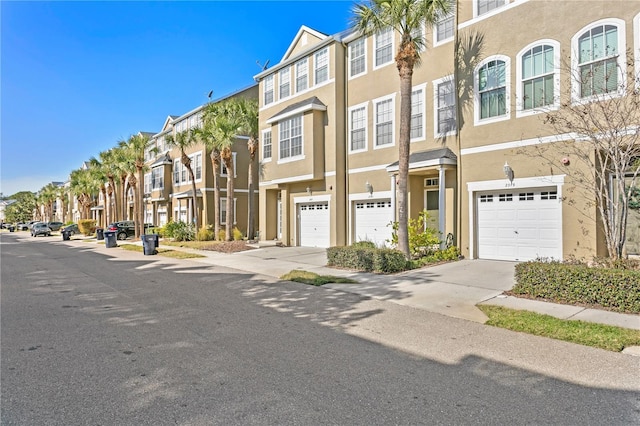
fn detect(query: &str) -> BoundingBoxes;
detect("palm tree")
[121,133,151,238]
[98,148,122,224]
[352,0,453,258]
[38,183,58,222]
[69,167,99,220]
[204,99,243,241]
[193,120,223,239]
[55,184,69,223]
[88,157,110,229]
[237,98,260,240]
[166,129,200,230]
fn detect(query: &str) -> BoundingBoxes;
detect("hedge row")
[513,262,640,313]
[327,246,408,274]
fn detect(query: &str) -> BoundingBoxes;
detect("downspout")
[342,39,351,245]
[453,0,463,252]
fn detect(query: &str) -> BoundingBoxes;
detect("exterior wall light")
[365,182,373,196]
[503,162,514,182]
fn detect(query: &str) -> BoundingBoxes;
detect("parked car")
[47,221,64,231]
[106,221,152,240]
[31,222,52,237]
[27,220,38,229]
[16,223,28,231]
[61,224,79,236]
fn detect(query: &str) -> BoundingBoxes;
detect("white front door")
[298,202,330,247]
[354,199,392,246]
[476,188,562,261]
[424,190,439,231]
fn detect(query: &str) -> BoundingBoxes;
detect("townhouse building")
[142,85,259,236]
[255,0,640,261]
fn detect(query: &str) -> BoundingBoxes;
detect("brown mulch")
[200,240,256,253]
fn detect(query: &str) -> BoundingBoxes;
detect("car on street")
[16,223,28,231]
[106,221,152,240]
[47,221,64,231]
[61,224,80,235]
[31,222,52,237]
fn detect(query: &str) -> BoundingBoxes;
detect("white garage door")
[354,199,393,247]
[477,188,561,261]
[299,202,330,248]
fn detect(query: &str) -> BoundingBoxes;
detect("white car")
[31,222,52,237]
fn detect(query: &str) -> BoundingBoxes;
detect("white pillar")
[439,166,446,249]
[390,174,397,223]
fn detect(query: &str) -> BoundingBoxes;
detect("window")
[193,152,202,180]
[477,57,509,121]
[374,97,394,147]
[279,67,290,99]
[220,198,237,225]
[152,167,163,190]
[173,159,181,185]
[264,75,274,105]
[349,104,367,152]
[375,28,393,67]
[519,193,534,201]
[262,129,272,160]
[349,38,366,77]
[498,193,513,202]
[435,12,454,44]
[577,24,620,97]
[295,59,308,92]
[477,0,505,16]
[220,152,237,178]
[279,116,303,160]
[435,77,456,135]
[517,42,559,114]
[315,48,328,84]
[144,173,151,194]
[410,87,425,140]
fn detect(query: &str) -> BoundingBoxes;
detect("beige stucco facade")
[254,1,639,260]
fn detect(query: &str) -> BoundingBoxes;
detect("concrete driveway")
[218,246,517,323]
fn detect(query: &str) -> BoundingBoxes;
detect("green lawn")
[478,305,640,352]
[281,270,357,286]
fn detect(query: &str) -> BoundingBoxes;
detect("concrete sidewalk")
[126,242,639,332]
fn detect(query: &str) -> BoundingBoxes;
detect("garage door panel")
[299,202,330,248]
[477,188,561,261]
[354,200,392,247]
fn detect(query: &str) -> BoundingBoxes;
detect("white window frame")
[474,55,511,126]
[516,40,560,117]
[262,129,272,162]
[348,102,368,153]
[220,198,237,225]
[278,115,304,163]
[279,67,291,100]
[295,58,308,93]
[474,0,507,18]
[434,11,455,46]
[571,19,626,103]
[373,93,396,149]
[374,27,394,69]
[314,48,329,85]
[191,152,202,182]
[173,159,181,185]
[263,75,274,106]
[410,83,427,142]
[220,152,237,178]
[152,166,164,190]
[433,76,457,138]
[348,37,367,79]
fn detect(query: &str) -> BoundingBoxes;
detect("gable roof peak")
[282,25,329,62]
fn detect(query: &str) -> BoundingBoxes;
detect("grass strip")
[281,270,357,286]
[478,305,640,352]
[117,244,205,259]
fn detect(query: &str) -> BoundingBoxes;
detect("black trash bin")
[8,226,15,232]
[96,228,104,240]
[142,234,158,256]
[62,230,71,241]
[104,231,117,248]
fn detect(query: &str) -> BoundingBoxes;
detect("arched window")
[521,45,555,110]
[575,22,623,97]
[476,57,509,122]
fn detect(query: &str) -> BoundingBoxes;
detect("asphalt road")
[1,232,639,425]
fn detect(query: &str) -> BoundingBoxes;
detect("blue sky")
[0,0,354,197]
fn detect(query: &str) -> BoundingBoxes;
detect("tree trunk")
[211,151,221,240]
[396,63,413,259]
[136,167,145,238]
[225,158,235,241]
[182,152,199,231]
[247,139,257,240]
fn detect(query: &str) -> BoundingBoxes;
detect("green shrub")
[217,230,226,241]
[163,221,195,241]
[78,219,96,236]
[513,261,640,313]
[389,210,441,258]
[351,240,377,249]
[232,227,243,241]
[197,226,215,241]
[372,248,409,273]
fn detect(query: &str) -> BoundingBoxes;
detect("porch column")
[439,166,446,249]
[390,174,397,223]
